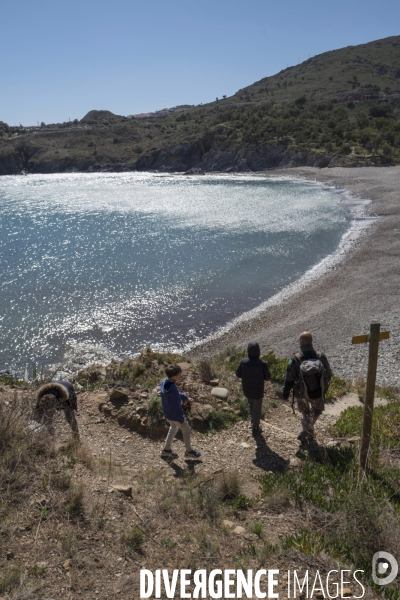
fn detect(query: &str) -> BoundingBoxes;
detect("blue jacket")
[160,378,188,423]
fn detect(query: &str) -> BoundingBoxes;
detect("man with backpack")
[282,331,332,444]
[236,341,271,436]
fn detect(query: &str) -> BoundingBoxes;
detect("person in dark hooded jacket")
[236,342,271,435]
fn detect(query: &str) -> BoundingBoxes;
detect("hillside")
[1,349,400,598]
[226,35,400,105]
[1,35,400,175]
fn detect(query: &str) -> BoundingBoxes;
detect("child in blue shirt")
[160,364,201,459]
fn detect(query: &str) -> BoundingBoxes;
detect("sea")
[0,172,352,376]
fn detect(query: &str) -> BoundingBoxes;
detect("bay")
[0,172,350,373]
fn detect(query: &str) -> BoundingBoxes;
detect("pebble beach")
[190,166,400,386]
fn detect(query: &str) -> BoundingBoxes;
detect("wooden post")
[352,324,390,470]
[359,322,380,470]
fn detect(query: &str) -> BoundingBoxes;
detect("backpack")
[295,352,327,401]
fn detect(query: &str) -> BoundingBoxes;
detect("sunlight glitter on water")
[0,172,350,373]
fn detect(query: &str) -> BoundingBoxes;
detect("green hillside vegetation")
[1,35,400,174]
[226,35,400,105]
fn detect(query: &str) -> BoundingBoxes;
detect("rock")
[63,559,73,571]
[210,379,219,386]
[136,405,148,416]
[177,362,192,371]
[191,403,213,421]
[112,485,133,497]
[326,440,339,447]
[211,387,229,400]
[289,457,301,468]
[348,436,361,443]
[140,417,148,426]
[223,520,235,529]
[232,526,247,535]
[240,442,250,449]
[140,392,148,399]
[221,406,234,412]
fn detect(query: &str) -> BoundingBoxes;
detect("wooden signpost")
[352,322,390,470]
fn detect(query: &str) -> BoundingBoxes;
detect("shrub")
[121,526,145,555]
[65,483,85,516]
[51,472,72,491]
[261,352,287,383]
[147,395,163,428]
[132,363,146,378]
[161,536,176,548]
[192,482,221,522]
[60,530,77,556]
[232,494,252,510]
[198,360,213,382]
[206,409,237,431]
[376,383,399,400]
[76,443,95,470]
[251,522,263,537]
[295,96,306,109]
[333,401,400,453]
[238,397,249,418]
[195,522,220,556]
[0,565,21,594]
[325,374,350,401]
[218,471,241,501]
[370,102,391,118]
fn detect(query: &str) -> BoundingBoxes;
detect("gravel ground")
[190,166,400,386]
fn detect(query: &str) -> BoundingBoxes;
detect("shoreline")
[187,186,376,350]
[189,166,400,386]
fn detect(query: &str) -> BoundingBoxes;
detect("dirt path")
[70,387,360,494]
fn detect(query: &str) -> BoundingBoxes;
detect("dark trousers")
[247,398,263,429]
[297,397,322,438]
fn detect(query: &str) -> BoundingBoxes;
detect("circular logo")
[372,552,398,585]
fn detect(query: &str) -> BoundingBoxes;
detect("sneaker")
[161,448,178,459]
[185,449,201,458]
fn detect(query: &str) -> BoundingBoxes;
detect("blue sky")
[1,0,399,125]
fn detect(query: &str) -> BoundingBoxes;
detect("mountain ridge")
[1,35,399,174]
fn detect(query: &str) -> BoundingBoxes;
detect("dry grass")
[218,471,241,501]
[121,526,145,555]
